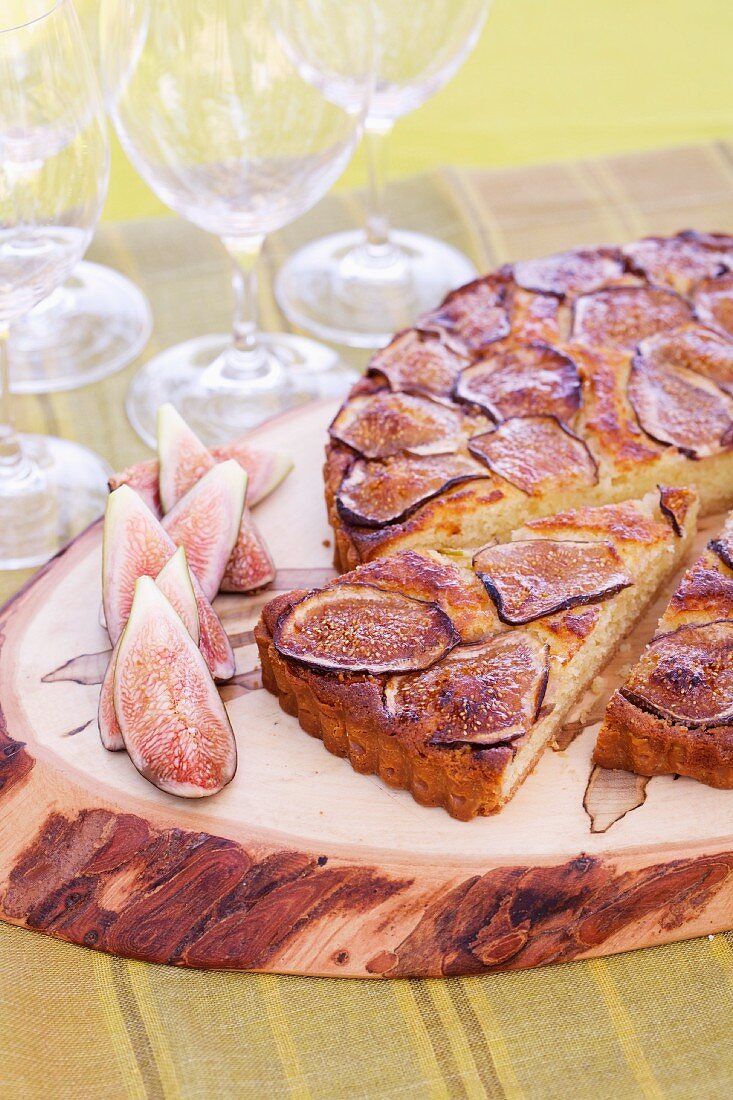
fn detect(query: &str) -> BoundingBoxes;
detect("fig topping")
[472,539,632,624]
[384,633,549,747]
[694,271,733,340]
[623,235,728,294]
[514,248,624,297]
[572,286,693,351]
[658,485,694,537]
[621,620,733,729]
[336,452,488,528]
[455,343,582,423]
[644,326,733,399]
[628,350,733,459]
[368,330,469,399]
[468,416,598,496]
[114,577,237,797]
[329,392,468,459]
[418,277,511,353]
[273,583,458,675]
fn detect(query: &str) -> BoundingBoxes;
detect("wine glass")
[100,0,373,448]
[7,0,152,394]
[276,0,490,349]
[0,0,111,570]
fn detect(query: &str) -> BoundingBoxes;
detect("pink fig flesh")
[113,577,237,797]
[162,460,247,601]
[155,546,200,645]
[220,508,276,593]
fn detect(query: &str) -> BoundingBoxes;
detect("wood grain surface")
[2,400,733,978]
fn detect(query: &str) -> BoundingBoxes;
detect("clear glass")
[0,0,111,570]
[6,0,152,394]
[276,0,491,348]
[100,0,373,448]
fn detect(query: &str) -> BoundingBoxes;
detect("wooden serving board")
[2,400,733,979]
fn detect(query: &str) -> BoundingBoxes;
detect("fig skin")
[709,535,733,572]
[113,577,237,798]
[162,460,247,601]
[273,582,459,675]
[620,619,733,730]
[472,538,633,625]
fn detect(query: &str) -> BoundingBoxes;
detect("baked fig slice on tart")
[258,489,697,819]
[595,508,733,788]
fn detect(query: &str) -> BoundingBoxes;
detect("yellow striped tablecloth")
[4,144,733,1099]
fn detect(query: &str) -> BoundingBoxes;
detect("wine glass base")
[275,229,478,349]
[0,434,111,571]
[9,262,153,394]
[125,332,359,448]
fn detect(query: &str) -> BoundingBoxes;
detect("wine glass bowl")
[0,0,112,570]
[276,0,491,348]
[101,0,373,446]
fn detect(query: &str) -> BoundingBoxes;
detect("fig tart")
[324,231,733,571]
[595,508,733,787]
[257,489,697,819]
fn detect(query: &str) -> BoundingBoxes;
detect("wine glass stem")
[217,234,279,385]
[364,121,394,253]
[0,327,24,475]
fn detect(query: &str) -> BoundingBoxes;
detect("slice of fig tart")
[595,506,733,787]
[257,488,697,819]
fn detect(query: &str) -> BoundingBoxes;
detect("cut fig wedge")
[513,248,624,297]
[368,330,469,398]
[472,539,632,624]
[468,416,598,496]
[162,460,247,601]
[114,577,237,797]
[329,392,468,459]
[628,352,733,459]
[273,583,458,675]
[418,276,511,353]
[99,546,201,752]
[155,546,200,644]
[220,508,276,593]
[623,236,728,294]
[108,459,161,516]
[157,403,217,513]
[102,485,177,645]
[572,286,693,351]
[621,620,733,729]
[157,403,293,511]
[635,325,733,397]
[694,272,733,340]
[384,633,549,747]
[455,343,582,423]
[101,485,235,681]
[336,452,488,528]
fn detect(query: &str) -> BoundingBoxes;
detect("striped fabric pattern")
[3,144,733,1098]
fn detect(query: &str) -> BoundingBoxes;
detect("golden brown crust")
[255,616,513,820]
[261,495,694,819]
[594,691,733,787]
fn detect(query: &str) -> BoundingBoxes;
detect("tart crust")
[258,491,697,819]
